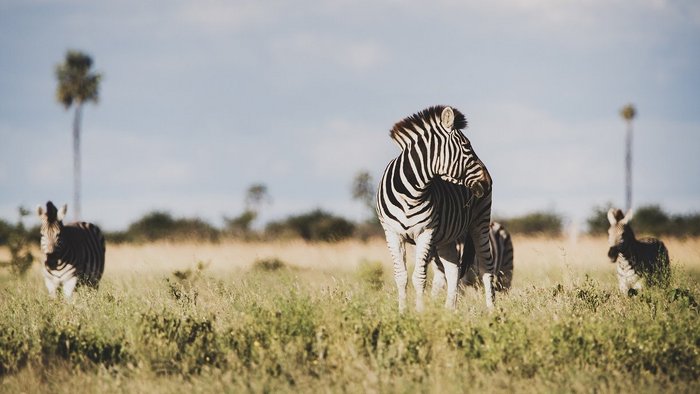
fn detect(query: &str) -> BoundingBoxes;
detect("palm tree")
[620,104,636,212]
[55,50,102,221]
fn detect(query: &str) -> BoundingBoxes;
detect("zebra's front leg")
[482,273,495,308]
[384,230,408,313]
[412,231,434,312]
[43,274,59,299]
[62,276,78,302]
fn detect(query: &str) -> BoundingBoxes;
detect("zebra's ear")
[621,209,634,224]
[441,107,455,130]
[37,205,45,217]
[607,208,618,225]
[57,204,68,221]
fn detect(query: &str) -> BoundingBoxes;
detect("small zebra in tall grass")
[37,201,106,300]
[607,208,670,295]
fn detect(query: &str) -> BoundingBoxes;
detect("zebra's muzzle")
[468,180,490,198]
[44,254,60,270]
[471,182,484,198]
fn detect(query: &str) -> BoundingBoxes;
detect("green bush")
[0,207,36,276]
[498,211,563,236]
[226,291,326,382]
[139,311,225,375]
[0,325,34,376]
[265,209,355,241]
[40,321,131,369]
[252,257,286,272]
[109,211,220,242]
[0,218,13,246]
[356,260,385,290]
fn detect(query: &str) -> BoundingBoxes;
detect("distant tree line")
[587,204,700,238]
[104,209,360,243]
[1,201,699,247]
[495,212,563,237]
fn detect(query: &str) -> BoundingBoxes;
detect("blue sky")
[1,0,699,231]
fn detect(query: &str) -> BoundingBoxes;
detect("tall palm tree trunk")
[73,102,82,221]
[625,119,632,212]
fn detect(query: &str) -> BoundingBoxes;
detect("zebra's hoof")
[627,288,639,297]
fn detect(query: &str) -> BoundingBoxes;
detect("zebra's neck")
[393,149,436,200]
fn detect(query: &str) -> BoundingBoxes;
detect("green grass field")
[1,237,699,393]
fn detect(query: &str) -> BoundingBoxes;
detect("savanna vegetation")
[1,236,699,393]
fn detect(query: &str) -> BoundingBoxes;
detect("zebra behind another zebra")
[376,105,494,312]
[457,221,514,292]
[607,208,670,295]
[37,201,106,300]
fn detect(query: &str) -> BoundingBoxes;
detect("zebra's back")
[630,237,669,285]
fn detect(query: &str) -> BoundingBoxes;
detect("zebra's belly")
[616,257,642,291]
[382,217,470,246]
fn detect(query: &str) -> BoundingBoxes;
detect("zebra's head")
[36,201,67,260]
[434,106,491,197]
[390,106,492,197]
[607,208,635,262]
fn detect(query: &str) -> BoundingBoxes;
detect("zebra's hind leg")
[412,230,434,312]
[430,254,446,299]
[384,230,408,313]
[436,243,461,310]
[472,226,495,309]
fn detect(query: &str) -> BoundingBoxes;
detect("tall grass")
[1,237,699,392]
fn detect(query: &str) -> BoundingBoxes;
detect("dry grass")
[4,236,700,289]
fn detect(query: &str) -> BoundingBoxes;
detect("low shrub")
[40,321,131,369]
[356,260,385,290]
[252,258,286,272]
[139,311,225,375]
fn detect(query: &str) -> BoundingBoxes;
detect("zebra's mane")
[389,105,467,147]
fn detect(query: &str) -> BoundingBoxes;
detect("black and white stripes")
[37,201,106,300]
[376,106,495,311]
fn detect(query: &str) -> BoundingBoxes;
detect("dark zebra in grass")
[376,106,494,312]
[460,221,514,291]
[37,201,105,300]
[607,208,670,295]
[432,221,514,295]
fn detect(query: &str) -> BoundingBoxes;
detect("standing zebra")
[376,106,494,312]
[36,201,106,300]
[455,221,514,292]
[607,208,670,295]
